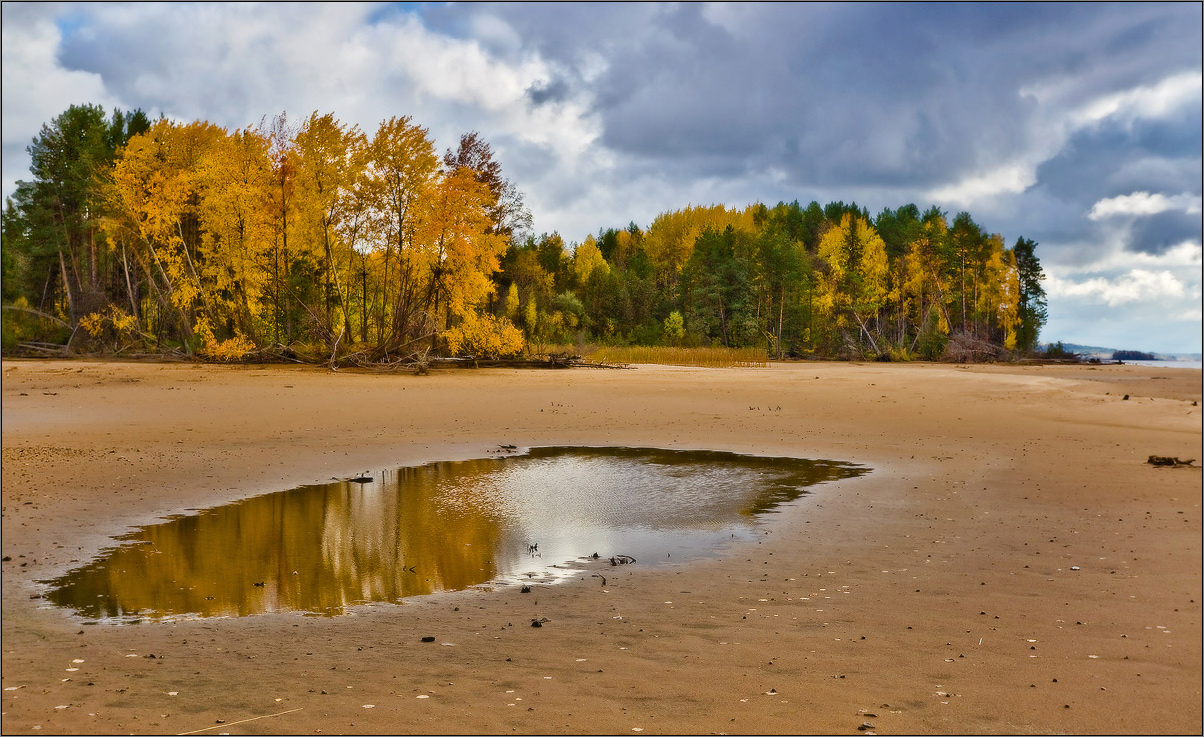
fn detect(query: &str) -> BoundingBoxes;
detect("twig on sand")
[176,707,303,735]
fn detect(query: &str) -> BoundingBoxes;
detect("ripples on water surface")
[43,447,867,622]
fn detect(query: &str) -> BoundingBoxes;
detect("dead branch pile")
[940,332,1013,363]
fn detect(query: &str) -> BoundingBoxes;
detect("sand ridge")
[1,359,1200,734]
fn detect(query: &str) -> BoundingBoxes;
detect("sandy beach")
[1,358,1200,735]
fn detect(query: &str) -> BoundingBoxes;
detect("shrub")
[442,313,526,358]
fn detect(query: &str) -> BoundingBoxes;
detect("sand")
[1,358,1200,735]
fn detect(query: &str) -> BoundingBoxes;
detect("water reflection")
[43,447,866,622]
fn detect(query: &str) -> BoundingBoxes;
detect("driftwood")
[1147,455,1196,467]
[14,341,71,356]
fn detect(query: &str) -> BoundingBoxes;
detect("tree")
[874,204,922,260]
[15,104,114,322]
[363,115,439,353]
[681,226,755,347]
[816,213,889,355]
[571,234,609,286]
[1012,236,1047,352]
[417,167,508,334]
[292,112,367,350]
[193,126,275,343]
[442,131,532,241]
[662,310,685,346]
[901,214,954,357]
[104,118,229,350]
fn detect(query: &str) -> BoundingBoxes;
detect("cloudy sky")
[3,2,1201,352]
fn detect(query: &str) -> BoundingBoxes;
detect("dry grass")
[586,345,768,368]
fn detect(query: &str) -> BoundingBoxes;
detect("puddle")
[42,447,866,622]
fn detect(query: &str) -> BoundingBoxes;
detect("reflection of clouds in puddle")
[42,448,866,621]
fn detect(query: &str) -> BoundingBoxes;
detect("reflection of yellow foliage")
[46,461,510,620]
[442,313,526,358]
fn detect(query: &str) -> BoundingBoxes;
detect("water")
[42,447,867,623]
[1116,359,1202,370]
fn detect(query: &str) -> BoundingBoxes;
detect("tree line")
[2,104,1047,363]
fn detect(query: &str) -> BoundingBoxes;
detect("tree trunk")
[120,241,142,332]
[58,250,78,323]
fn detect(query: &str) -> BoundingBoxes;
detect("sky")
[2,2,1201,353]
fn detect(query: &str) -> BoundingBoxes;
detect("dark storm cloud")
[1127,210,1202,256]
[525,77,572,107]
[470,2,1200,192]
[1036,116,1202,212]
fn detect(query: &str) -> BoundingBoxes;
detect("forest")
[2,104,1048,365]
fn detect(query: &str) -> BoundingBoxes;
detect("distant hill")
[1047,342,1202,362]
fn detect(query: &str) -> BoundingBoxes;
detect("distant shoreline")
[1113,358,1203,370]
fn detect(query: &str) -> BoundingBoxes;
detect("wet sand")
[2,358,1200,735]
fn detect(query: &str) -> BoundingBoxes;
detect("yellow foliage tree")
[902,216,954,341]
[417,167,507,326]
[103,119,227,349]
[292,112,368,348]
[642,204,755,289]
[364,116,439,349]
[816,213,889,354]
[441,312,525,358]
[981,239,1021,350]
[572,234,610,284]
[194,127,275,343]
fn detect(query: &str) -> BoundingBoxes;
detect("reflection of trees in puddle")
[43,448,866,622]
[48,470,508,621]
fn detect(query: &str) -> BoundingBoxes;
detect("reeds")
[586,345,768,368]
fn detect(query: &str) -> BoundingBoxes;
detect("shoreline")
[2,359,1200,734]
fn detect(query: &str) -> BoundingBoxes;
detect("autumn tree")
[417,167,509,339]
[193,126,275,343]
[571,234,609,287]
[291,113,367,352]
[442,131,532,241]
[104,119,229,350]
[816,213,890,356]
[900,212,954,357]
[363,115,439,353]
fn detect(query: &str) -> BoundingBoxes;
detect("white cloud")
[0,4,605,216]
[1,6,117,193]
[928,163,1038,206]
[1069,71,1202,128]
[1088,191,1203,220]
[1045,268,1190,306]
[932,70,1202,210]
[1116,239,1202,269]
